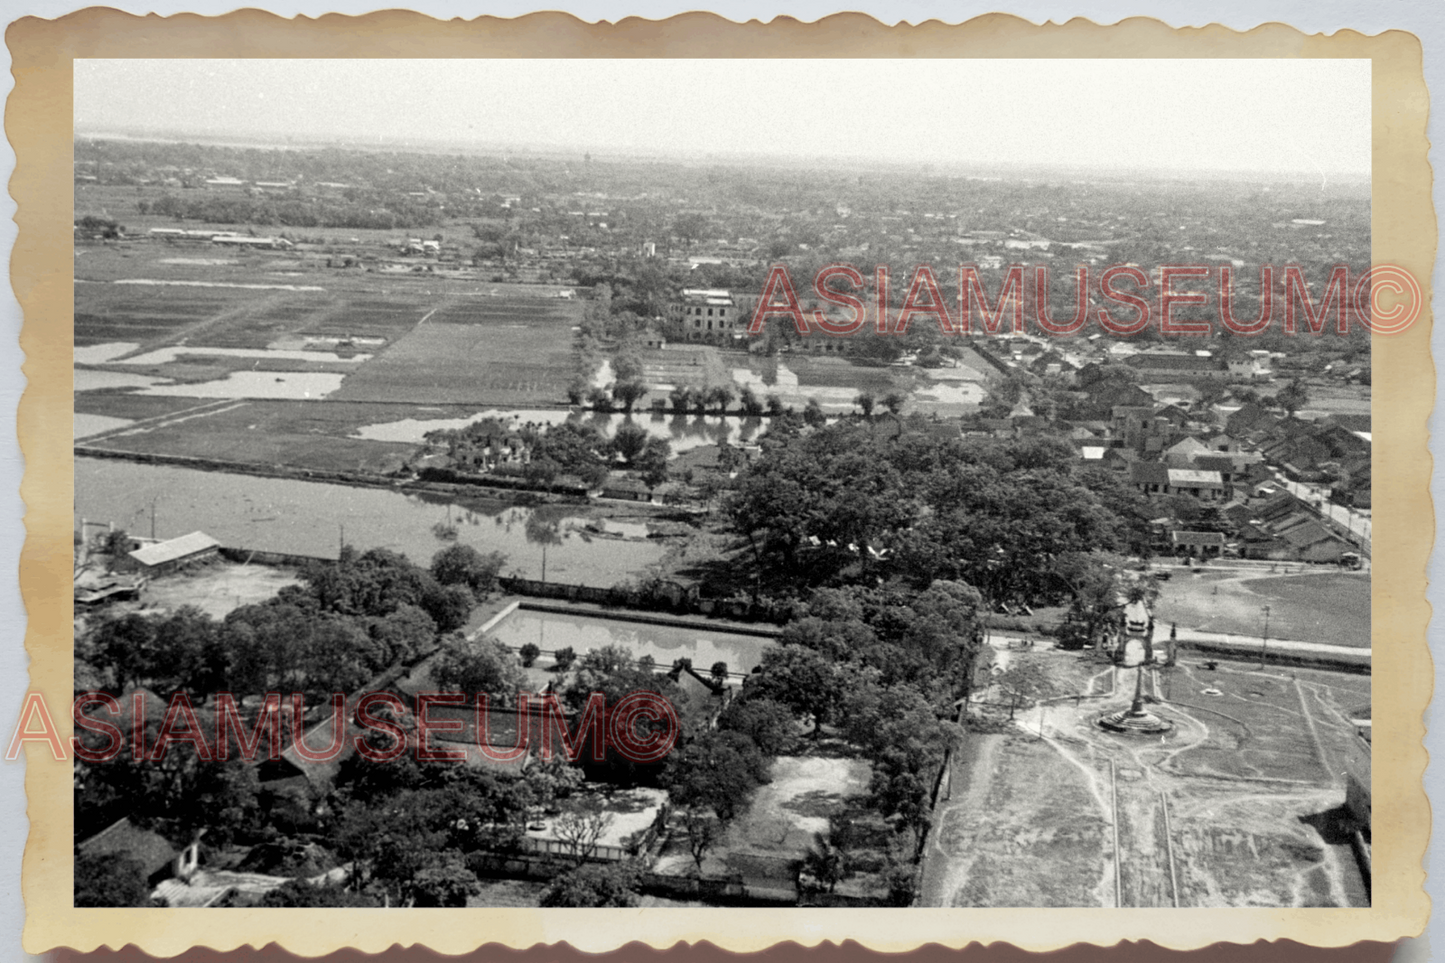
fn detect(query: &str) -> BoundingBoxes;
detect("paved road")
[1275,476,1371,553]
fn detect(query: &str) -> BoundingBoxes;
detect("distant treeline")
[138,193,440,232]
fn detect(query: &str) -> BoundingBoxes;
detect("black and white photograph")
[69,57,1376,911]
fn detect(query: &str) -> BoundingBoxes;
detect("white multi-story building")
[667,288,743,341]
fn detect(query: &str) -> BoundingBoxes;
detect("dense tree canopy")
[727,420,1135,605]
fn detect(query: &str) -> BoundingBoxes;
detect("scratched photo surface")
[12,13,1431,957]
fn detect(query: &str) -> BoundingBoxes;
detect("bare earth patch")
[141,561,301,619]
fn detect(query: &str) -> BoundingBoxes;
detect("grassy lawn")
[1153,571,1369,648]
[83,399,427,473]
[331,322,577,406]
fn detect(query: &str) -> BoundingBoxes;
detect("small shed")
[600,476,652,502]
[125,532,220,576]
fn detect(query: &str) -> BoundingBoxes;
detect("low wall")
[219,547,333,568]
[1179,635,1370,674]
[514,600,783,639]
[497,576,790,626]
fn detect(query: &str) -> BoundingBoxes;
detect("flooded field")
[117,345,372,365]
[75,457,667,586]
[75,413,135,439]
[352,407,768,454]
[75,370,168,392]
[74,342,141,364]
[136,370,347,400]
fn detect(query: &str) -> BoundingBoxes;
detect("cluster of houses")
[966,378,1368,562]
[75,616,731,908]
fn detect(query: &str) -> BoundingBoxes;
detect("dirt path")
[918,734,1002,907]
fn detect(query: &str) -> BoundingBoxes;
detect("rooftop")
[127,531,220,568]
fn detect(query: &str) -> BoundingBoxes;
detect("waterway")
[75,457,667,586]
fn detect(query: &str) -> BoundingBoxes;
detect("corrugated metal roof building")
[125,531,220,576]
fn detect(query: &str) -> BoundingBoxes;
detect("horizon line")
[74,125,1372,184]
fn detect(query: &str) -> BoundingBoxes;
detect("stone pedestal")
[1097,666,1174,734]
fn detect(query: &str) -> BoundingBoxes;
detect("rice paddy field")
[75,241,586,408]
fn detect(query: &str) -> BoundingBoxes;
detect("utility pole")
[1258,604,1271,670]
[149,496,159,540]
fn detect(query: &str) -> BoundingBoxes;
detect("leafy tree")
[840,680,956,832]
[854,392,876,418]
[407,853,481,907]
[432,634,527,704]
[743,644,849,739]
[705,383,736,413]
[679,805,724,874]
[368,603,437,667]
[554,796,614,862]
[739,386,764,417]
[881,830,920,906]
[1275,377,1310,418]
[519,642,540,667]
[882,392,907,416]
[611,422,651,464]
[91,611,160,692]
[259,879,380,908]
[553,646,577,671]
[613,380,648,412]
[151,605,226,696]
[670,386,695,415]
[663,730,768,821]
[1053,551,1129,651]
[430,544,505,596]
[635,438,672,490]
[613,342,645,384]
[671,213,710,252]
[803,397,827,427]
[717,696,795,756]
[424,584,475,634]
[100,527,132,565]
[587,387,615,412]
[74,852,154,908]
[530,422,609,487]
[540,861,641,907]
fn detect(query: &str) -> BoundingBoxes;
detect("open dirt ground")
[1153,569,1369,648]
[924,652,1369,908]
[654,754,875,896]
[136,560,302,619]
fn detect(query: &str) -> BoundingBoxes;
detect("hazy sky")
[75,59,1370,175]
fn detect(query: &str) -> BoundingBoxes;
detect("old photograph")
[69,57,1375,911]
